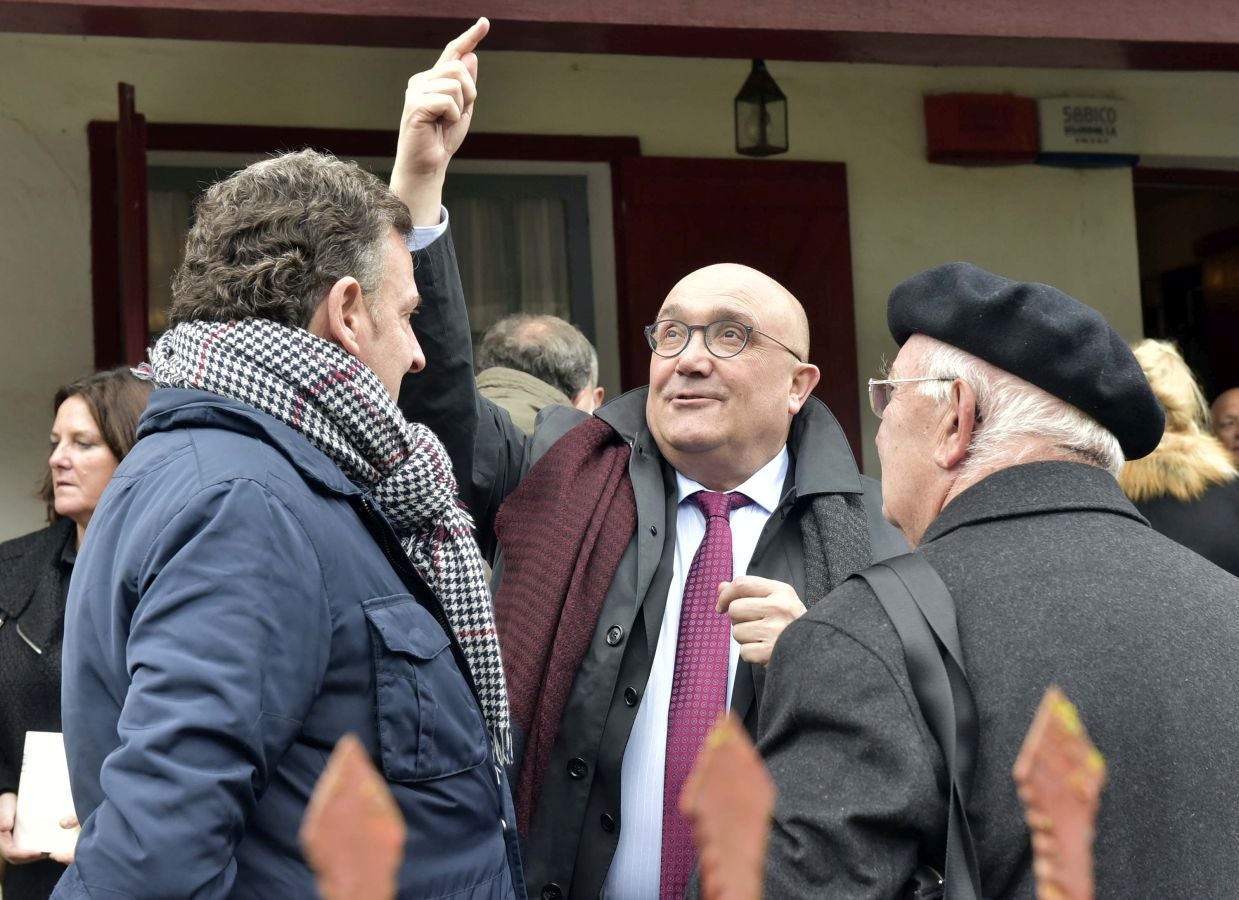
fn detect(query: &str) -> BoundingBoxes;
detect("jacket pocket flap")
[363,596,451,660]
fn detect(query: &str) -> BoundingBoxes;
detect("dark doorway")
[1134,168,1239,399]
[615,157,860,459]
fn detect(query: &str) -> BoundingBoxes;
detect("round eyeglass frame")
[644,319,803,362]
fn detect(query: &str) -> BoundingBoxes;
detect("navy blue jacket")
[55,388,523,900]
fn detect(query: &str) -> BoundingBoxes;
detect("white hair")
[913,339,1125,478]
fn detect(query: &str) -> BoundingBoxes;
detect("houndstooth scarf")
[139,318,511,764]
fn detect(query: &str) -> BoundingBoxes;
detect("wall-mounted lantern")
[734,59,788,157]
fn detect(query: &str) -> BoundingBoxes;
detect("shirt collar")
[59,528,77,569]
[674,447,789,515]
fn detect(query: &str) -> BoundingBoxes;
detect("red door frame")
[115,84,150,366]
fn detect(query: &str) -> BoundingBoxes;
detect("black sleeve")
[397,229,530,559]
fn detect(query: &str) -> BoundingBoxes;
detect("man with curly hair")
[53,30,522,900]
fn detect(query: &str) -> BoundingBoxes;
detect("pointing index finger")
[437,17,490,67]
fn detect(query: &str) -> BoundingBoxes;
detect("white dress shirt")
[603,448,789,899]
[406,208,450,250]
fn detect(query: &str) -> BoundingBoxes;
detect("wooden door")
[88,82,149,369]
[614,157,861,459]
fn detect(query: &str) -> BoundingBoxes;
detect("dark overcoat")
[0,517,76,899]
[760,460,1239,899]
[1134,478,1239,576]
[400,231,907,900]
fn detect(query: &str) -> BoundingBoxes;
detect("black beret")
[887,262,1164,459]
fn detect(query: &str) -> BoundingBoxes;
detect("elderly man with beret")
[759,263,1239,899]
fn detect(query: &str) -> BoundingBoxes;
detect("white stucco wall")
[2,31,1239,539]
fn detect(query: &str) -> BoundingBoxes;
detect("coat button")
[567,757,588,779]
[600,812,616,832]
[541,884,563,900]
[649,524,658,536]
[606,625,624,646]
[624,687,639,707]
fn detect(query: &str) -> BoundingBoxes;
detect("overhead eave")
[2,0,1239,71]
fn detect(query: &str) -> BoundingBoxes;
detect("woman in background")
[1120,339,1239,576]
[0,368,152,898]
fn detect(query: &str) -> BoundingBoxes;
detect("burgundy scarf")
[493,416,636,835]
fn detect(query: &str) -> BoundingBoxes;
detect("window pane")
[145,166,593,358]
[147,189,192,335]
[445,174,586,350]
[147,165,237,338]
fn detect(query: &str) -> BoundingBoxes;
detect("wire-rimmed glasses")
[867,376,956,418]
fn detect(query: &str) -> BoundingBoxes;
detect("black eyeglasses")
[644,319,803,362]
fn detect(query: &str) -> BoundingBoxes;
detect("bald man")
[390,23,903,898]
[1212,387,1239,464]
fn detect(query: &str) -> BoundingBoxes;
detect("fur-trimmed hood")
[1119,429,1238,503]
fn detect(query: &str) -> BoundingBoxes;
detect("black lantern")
[734,59,788,157]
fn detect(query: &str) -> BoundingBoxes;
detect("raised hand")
[391,17,489,224]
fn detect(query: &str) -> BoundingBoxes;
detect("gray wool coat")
[759,460,1239,900]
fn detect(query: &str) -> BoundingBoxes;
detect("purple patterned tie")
[660,489,754,899]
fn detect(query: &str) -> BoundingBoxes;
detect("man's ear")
[307,276,367,355]
[571,385,606,414]
[788,363,821,415]
[933,379,979,469]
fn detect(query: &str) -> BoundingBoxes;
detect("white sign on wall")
[1037,97,1137,158]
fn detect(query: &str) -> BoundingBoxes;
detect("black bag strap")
[856,553,983,900]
